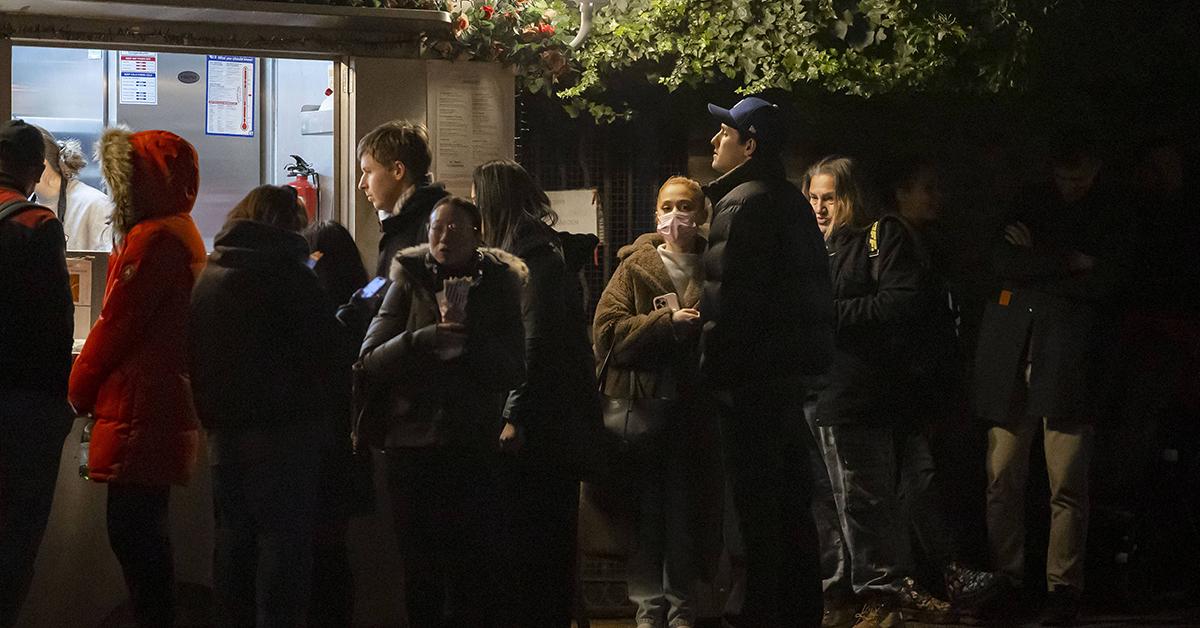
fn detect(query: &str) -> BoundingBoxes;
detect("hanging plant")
[259,0,446,8]
[426,0,580,96]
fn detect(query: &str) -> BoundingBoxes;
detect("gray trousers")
[806,405,910,599]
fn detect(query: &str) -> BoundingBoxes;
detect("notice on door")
[205,55,256,137]
[118,51,157,105]
[426,61,514,197]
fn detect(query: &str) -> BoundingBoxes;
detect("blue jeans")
[209,422,322,628]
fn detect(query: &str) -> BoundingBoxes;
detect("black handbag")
[596,345,673,447]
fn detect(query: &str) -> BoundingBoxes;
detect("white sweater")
[657,243,702,298]
[41,178,114,251]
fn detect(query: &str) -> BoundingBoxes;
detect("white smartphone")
[652,292,680,312]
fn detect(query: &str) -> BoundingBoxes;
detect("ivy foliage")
[562,0,1037,121]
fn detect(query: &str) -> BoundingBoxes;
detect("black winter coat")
[0,187,73,397]
[376,182,449,277]
[699,157,834,390]
[815,216,937,426]
[503,221,599,476]
[358,245,527,451]
[972,178,1130,425]
[189,220,344,431]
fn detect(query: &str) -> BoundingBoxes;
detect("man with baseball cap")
[0,119,75,627]
[699,96,834,627]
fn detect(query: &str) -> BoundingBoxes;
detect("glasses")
[429,222,478,236]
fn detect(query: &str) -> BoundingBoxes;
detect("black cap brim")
[707,103,737,129]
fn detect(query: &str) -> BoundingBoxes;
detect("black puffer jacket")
[815,216,931,426]
[189,220,343,430]
[700,157,834,390]
[0,186,73,397]
[358,245,527,451]
[376,182,449,277]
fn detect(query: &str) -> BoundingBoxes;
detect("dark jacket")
[815,216,933,426]
[700,157,834,390]
[359,244,527,451]
[189,220,343,431]
[503,221,599,474]
[973,178,1130,424]
[376,182,449,277]
[0,184,73,398]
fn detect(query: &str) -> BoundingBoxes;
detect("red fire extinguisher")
[285,154,319,222]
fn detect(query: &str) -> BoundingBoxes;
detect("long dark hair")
[303,220,369,306]
[472,159,556,254]
[225,184,308,233]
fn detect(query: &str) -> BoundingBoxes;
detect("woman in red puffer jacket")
[69,127,207,628]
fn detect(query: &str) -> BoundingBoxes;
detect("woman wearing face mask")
[593,176,720,628]
[34,127,113,251]
[802,156,953,628]
[358,196,527,627]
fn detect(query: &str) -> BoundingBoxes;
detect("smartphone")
[305,251,324,269]
[360,276,388,299]
[652,292,680,312]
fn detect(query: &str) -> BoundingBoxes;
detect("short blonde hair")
[356,120,431,183]
[656,175,709,224]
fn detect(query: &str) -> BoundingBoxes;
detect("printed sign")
[118,51,158,105]
[206,55,256,137]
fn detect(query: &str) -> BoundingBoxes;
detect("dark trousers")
[107,483,176,628]
[310,519,353,627]
[717,386,822,628]
[0,391,72,628]
[386,447,503,628]
[498,457,580,628]
[210,425,320,628]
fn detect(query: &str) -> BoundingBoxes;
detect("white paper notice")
[118,51,157,105]
[545,189,600,237]
[206,55,256,137]
[426,62,514,197]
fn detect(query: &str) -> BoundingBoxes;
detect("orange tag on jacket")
[998,290,1012,306]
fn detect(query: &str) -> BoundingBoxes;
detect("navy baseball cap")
[707,96,785,152]
[0,119,45,170]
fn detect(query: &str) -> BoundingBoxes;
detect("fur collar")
[389,243,529,286]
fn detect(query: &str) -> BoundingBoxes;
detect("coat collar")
[616,232,705,308]
[703,156,787,204]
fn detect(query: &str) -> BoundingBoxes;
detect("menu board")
[206,55,256,137]
[118,51,157,105]
[426,61,514,197]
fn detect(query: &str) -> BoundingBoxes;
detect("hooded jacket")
[358,244,527,451]
[189,220,344,432]
[700,156,834,391]
[593,232,705,399]
[68,128,207,486]
[0,182,74,398]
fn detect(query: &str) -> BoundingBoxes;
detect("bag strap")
[0,199,42,223]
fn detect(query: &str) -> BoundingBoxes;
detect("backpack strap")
[0,199,43,223]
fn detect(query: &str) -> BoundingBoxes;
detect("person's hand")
[433,322,468,360]
[671,308,701,337]
[499,422,524,454]
[1068,251,1096,273]
[1003,222,1033,248]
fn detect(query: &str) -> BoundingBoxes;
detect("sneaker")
[852,598,905,628]
[822,598,859,628]
[897,577,954,624]
[944,562,1008,611]
[1039,585,1082,626]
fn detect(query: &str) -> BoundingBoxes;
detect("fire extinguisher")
[285,154,319,222]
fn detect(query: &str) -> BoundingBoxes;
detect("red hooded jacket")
[69,129,208,486]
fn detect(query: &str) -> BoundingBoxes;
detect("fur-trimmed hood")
[388,243,529,287]
[98,127,199,235]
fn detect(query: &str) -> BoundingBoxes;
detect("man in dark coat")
[699,96,835,628]
[973,133,1129,626]
[0,119,74,628]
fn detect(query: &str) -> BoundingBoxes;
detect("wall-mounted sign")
[118,51,158,105]
[205,55,256,137]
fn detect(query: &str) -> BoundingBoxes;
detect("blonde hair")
[36,126,88,218]
[656,175,709,224]
[356,120,431,183]
[802,155,871,230]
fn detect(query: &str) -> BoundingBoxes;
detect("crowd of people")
[0,86,1194,628]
